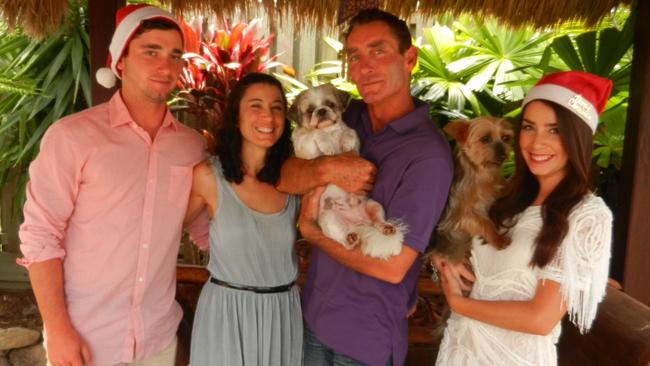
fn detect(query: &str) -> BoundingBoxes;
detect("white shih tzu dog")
[289,84,405,260]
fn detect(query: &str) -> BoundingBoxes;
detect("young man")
[278,8,454,366]
[18,5,204,366]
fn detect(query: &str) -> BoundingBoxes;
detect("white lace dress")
[436,194,612,366]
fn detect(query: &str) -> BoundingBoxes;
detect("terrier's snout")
[494,143,507,163]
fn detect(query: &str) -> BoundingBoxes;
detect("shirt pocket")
[167,165,193,209]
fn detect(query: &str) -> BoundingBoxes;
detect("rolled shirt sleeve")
[18,123,82,267]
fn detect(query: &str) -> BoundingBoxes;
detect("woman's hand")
[431,254,475,291]
[439,260,465,310]
[298,186,326,239]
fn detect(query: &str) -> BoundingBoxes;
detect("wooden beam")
[618,0,650,305]
[88,0,124,106]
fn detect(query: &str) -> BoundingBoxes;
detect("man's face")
[345,21,416,105]
[117,28,183,104]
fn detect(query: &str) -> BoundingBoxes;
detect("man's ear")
[404,45,418,71]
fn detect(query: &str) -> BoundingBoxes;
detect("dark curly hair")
[344,8,412,53]
[489,100,593,268]
[216,73,292,185]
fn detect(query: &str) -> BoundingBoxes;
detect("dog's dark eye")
[326,101,335,108]
[502,135,511,143]
[307,107,315,114]
[480,135,492,144]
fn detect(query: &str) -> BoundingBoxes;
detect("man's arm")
[276,152,376,195]
[28,260,92,365]
[18,124,91,365]
[298,187,417,284]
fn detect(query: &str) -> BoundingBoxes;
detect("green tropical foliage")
[0,1,91,217]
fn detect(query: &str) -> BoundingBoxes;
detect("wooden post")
[88,0,124,106]
[618,0,650,305]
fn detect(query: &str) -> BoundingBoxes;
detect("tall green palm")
[446,19,552,102]
[0,0,91,216]
[546,12,633,171]
[412,24,486,119]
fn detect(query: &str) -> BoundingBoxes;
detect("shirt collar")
[108,92,178,131]
[385,99,430,135]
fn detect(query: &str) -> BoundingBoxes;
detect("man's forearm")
[276,157,328,194]
[28,259,74,331]
[301,222,418,284]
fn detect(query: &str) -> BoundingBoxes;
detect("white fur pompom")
[96,67,116,88]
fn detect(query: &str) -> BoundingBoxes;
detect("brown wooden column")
[88,0,125,106]
[618,0,650,305]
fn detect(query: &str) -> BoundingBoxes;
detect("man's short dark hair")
[344,8,412,53]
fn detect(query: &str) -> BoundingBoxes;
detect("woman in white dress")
[435,71,614,366]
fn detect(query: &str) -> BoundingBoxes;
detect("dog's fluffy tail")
[359,220,407,260]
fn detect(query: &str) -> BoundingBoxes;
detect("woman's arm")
[439,261,567,335]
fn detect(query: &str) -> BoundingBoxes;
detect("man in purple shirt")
[278,8,453,366]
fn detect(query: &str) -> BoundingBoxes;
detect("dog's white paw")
[359,226,404,260]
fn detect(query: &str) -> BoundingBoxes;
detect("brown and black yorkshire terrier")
[432,116,513,264]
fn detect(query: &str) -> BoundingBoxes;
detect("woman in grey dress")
[184,73,302,366]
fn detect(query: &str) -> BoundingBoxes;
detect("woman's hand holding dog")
[438,259,471,312]
[432,254,475,293]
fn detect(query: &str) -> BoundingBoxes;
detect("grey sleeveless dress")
[189,158,302,366]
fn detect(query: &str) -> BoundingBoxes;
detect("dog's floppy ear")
[443,119,471,145]
[287,92,303,125]
[335,87,352,109]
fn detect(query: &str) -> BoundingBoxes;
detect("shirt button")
[143,244,149,249]
[138,277,144,283]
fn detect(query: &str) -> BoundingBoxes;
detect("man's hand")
[322,152,376,195]
[431,254,475,292]
[298,186,326,240]
[46,324,92,366]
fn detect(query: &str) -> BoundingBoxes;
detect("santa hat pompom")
[96,67,117,88]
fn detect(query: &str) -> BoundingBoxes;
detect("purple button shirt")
[302,99,453,366]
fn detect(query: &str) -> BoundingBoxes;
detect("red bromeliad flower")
[173,18,282,136]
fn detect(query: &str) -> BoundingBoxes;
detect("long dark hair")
[489,100,594,267]
[216,73,292,185]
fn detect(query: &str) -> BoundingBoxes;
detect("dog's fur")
[289,84,405,260]
[433,117,513,263]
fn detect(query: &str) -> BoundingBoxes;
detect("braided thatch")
[0,0,68,39]
[1,0,632,38]
[384,0,630,28]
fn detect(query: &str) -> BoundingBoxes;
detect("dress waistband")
[209,276,296,294]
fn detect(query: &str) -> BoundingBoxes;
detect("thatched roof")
[0,0,632,39]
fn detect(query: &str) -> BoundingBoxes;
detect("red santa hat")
[95,4,182,88]
[522,71,613,133]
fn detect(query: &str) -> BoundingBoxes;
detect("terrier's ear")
[287,93,302,125]
[443,120,471,145]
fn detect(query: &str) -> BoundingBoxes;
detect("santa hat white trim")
[522,84,600,133]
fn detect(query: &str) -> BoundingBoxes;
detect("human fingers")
[457,264,476,283]
[81,343,92,365]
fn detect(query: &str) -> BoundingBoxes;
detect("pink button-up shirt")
[19,92,205,364]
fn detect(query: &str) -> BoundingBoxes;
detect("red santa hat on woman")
[522,71,613,134]
[95,4,182,88]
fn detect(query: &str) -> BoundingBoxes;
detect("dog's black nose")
[316,108,327,117]
[494,144,507,162]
